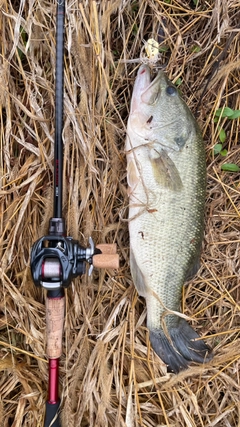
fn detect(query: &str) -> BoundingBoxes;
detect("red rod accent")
[48,358,59,404]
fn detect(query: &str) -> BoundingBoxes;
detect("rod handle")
[46,296,65,359]
[93,253,119,269]
[45,401,61,427]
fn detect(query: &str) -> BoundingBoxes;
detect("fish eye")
[166,86,177,96]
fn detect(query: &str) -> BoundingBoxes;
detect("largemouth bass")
[125,64,212,373]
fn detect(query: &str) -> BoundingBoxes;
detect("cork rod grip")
[46,296,65,359]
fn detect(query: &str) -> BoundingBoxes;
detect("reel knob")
[93,243,119,269]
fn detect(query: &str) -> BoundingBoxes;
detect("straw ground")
[0,0,239,426]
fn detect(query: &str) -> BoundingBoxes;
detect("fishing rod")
[30,2,119,426]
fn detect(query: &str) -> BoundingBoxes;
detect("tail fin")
[149,318,212,373]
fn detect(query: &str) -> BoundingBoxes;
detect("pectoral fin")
[149,149,183,191]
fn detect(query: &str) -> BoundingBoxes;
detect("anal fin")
[130,248,148,297]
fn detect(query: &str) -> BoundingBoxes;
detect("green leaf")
[220,149,228,157]
[191,45,201,53]
[228,110,240,120]
[20,26,28,46]
[214,144,222,155]
[132,24,138,35]
[221,163,240,172]
[159,46,169,53]
[215,107,234,118]
[17,47,24,60]
[131,1,139,12]
[175,77,182,87]
[219,128,226,143]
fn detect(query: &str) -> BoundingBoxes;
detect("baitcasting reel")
[31,218,119,290]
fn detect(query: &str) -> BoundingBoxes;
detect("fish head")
[127,64,197,152]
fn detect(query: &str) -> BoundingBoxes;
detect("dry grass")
[0,0,240,426]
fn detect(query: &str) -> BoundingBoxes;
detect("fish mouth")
[137,65,163,105]
[135,64,152,91]
[136,64,161,89]
[131,65,161,111]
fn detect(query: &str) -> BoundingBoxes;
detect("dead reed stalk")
[0,1,239,426]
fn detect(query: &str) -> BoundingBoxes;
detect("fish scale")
[126,64,212,373]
